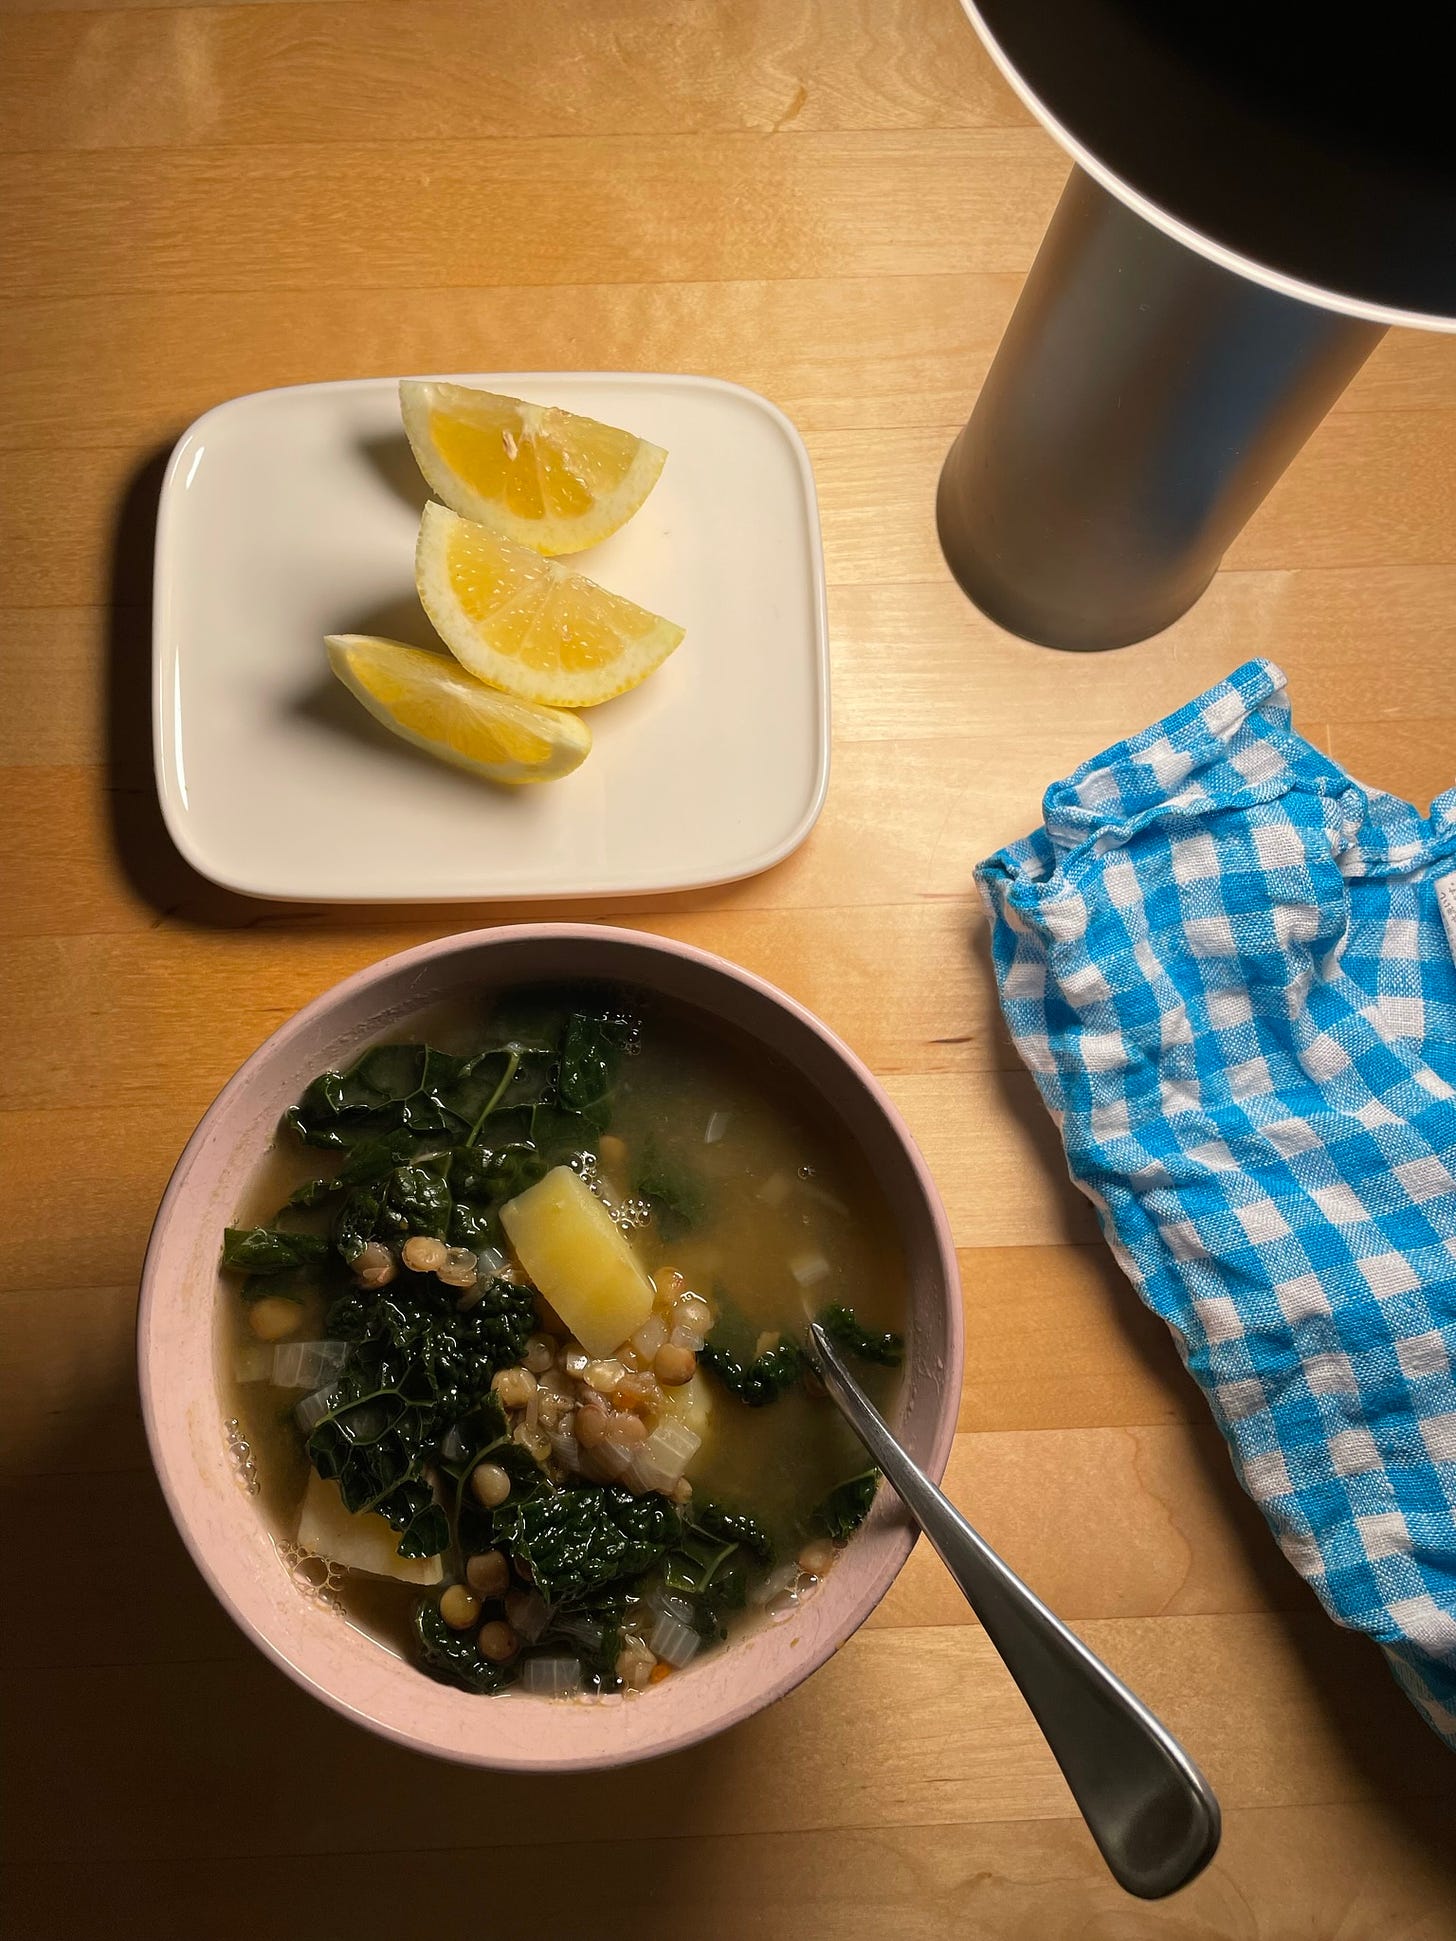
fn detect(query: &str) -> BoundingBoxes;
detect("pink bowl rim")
[138,922,964,1769]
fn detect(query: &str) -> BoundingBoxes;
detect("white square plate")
[153,373,829,901]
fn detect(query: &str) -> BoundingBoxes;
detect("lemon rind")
[414,504,685,710]
[325,633,591,786]
[400,380,667,557]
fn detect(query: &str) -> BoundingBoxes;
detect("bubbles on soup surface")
[276,1538,347,1612]
[225,1417,259,1495]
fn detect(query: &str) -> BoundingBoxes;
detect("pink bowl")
[139,924,963,1769]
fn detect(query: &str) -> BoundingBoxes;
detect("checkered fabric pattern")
[977,659,1456,1744]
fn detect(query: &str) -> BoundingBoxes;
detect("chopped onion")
[631,1314,668,1361]
[627,1453,673,1496]
[790,1250,831,1287]
[272,1339,348,1390]
[668,1323,706,1353]
[591,1439,633,1479]
[474,1244,509,1277]
[637,1420,700,1485]
[520,1654,584,1698]
[233,1343,273,1384]
[549,1427,581,1472]
[505,1588,550,1643]
[648,1611,701,1668]
[756,1169,792,1208]
[674,1293,713,1332]
[440,1423,468,1463]
[749,1562,801,1607]
[629,1419,702,1494]
[563,1344,589,1378]
[556,1610,614,1654]
[648,1589,695,1625]
[294,1384,340,1434]
[704,1110,731,1145]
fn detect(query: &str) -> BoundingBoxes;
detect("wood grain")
[4,0,1456,1933]
[6,1806,1456,1941]
[2,134,1069,304]
[4,281,1452,455]
[0,0,1023,149]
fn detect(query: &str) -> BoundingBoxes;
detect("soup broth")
[224,983,907,1698]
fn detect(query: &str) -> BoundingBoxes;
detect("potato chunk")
[500,1163,654,1357]
[661,1369,713,1442]
[295,1470,443,1585]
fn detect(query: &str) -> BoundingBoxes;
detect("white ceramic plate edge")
[151,371,831,904]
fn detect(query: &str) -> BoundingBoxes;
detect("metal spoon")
[809,1320,1221,1899]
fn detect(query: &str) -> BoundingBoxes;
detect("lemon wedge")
[414,502,685,709]
[400,381,666,556]
[325,634,590,785]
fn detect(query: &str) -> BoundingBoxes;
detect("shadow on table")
[0,1354,758,1940]
[8,1185,1456,1936]
[966,917,1456,1893]
[6,1353,1456,1940]
[106,443,280,930]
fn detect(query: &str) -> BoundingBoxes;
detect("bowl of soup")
[139,925,962,1768]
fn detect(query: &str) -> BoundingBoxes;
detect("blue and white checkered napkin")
[976,659,1456,1743]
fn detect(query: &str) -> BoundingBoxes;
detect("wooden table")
[4,1,1456,1932]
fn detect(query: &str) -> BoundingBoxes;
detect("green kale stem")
[466,1047,522,1147]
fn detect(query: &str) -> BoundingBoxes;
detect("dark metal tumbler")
[937,168,1384,652]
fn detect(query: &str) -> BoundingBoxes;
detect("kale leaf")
[396,1504,450,1561]
[662,1531,746,1642]
[284,1040,526,1152]
[817,1302,905,1368]
[224,990,671,1656]
[690,1500,774,1566]
[304,1275,534,1556]
[221,1226,330,1274]
[434,1394,540,1563]
[275,996,641,1267]
[556,1008,639,1130]
[539,1585,628,1689]
[699,1335,808,1406]
[495,1482,682,1605]
[285,997,636,1161]
[633,1137,707,1241]
[416,1599,516,1694]
[662,1526,738,1600]
[691,1553,749,1642]
[812,1469,881,1540]
[379,1162,453,1239]
[286,1129,423,1209]
[333,1185,386,1265]
[699,1300,902,1404]
[660,1501,773,1642]
[287,1044,429,1149]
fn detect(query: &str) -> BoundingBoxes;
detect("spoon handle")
[809,1323,1221,1900]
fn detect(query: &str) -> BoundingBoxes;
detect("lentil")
[401,1235,448,1273]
